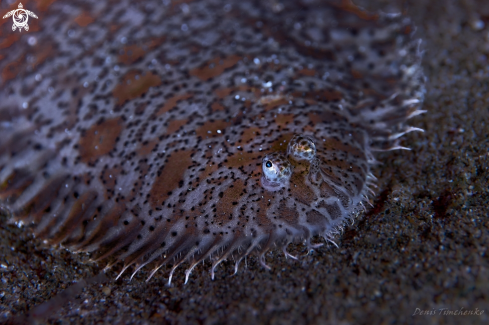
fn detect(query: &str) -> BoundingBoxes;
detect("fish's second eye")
[266,161,272,168]
[287,134,317,162]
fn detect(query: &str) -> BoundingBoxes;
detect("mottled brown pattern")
[277,205,300,226]
[324,202,342,221]
[155,93,193,117]
[113,70,161,105]
[290,172,318,206]
[47,191,98,245]
[165,118,188,135]
[306,209,328,228]
[13,174,69,223]
[1,53,24,82]
[79,118,123,163]
[195,120,231,138]
[274,114,295,127]
[239,127,262,145]
[72,203,127,251]
[214,85,256,99]
[322,137,365,158]
[100,166,122,199]
[0,169,34,200]
[261,97,290,112]
[269,133,295,152]
[74,12,95,27]
[136,138,159,157]
[255,191,275,227]
[0,0,424,287]
[215,179,246,221]
[190,55,242,81]
[149,150,193,208]
[210,101,226,112]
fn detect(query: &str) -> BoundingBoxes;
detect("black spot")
[433,190,453,219]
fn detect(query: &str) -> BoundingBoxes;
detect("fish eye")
[261,153,292,185]
[287,134,317,162]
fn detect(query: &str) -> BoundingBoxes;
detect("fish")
[0,0,425,284]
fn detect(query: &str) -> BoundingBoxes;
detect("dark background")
[1,0,488,324]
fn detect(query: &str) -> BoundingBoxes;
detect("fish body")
[0,0,424,282]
